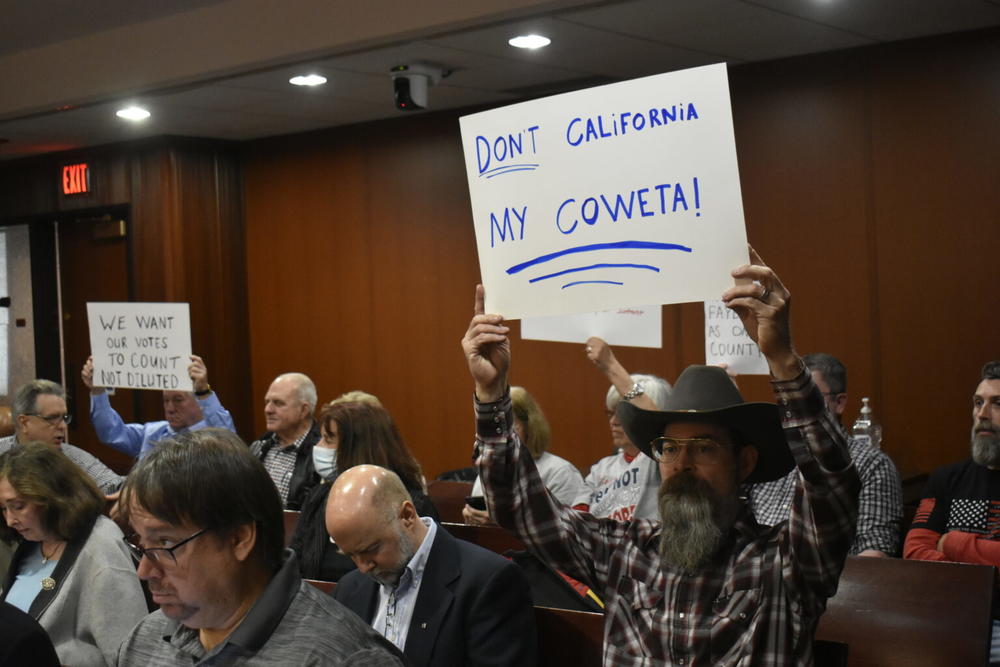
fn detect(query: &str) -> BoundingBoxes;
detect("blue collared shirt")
[90,391,236,458]
[372,517,436,651]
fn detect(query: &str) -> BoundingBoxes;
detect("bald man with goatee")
[328,465,537,667]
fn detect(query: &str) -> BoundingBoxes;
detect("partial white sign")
[704,300,768,375]
[521,305,661,348]
[87,302,193,391]
[460,63,748,319]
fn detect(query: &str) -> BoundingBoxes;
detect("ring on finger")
[760,287,771,301]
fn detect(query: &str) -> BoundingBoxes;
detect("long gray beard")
[972,423,1000,468]
[658,473,740,573]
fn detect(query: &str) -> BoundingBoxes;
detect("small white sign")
[87,302,193,391]
[703,300,768,375]
[460,62,748,319]
[521,305,661,348]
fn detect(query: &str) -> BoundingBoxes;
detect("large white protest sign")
[521,305,661,348]
[460,63,747,319]
[87,303,193,391]
[704,300,768,375]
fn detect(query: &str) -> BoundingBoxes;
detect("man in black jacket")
[329,465,538,667]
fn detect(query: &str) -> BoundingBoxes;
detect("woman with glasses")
[291,398,439,581]
[0,442,147,666]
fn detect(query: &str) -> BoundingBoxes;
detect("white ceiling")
[0,0,997,160]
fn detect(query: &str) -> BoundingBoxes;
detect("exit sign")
[62,162,90,195]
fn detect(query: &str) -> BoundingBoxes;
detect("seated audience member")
[309,390,384,483]
[0,442,147,666]
[329,465,538,667]
[575,337,671,520]
[250,372,321,510]
[462,249,860,665]
[905,360,1000,663]
[116,429,404,665]
[292,399,439,581]
[463,386,588,525]
[0,379,122,495]
[748,352,903,556]
[0,601,61,667]
[82,354,235,459]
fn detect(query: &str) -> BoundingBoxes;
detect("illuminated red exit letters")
[62,163,90,194]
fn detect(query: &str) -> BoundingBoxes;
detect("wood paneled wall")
[0,140,252,471]
[244,29,999,480]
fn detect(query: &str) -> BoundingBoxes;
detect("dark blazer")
[334,526,538,667]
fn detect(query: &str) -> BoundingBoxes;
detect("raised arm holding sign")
[463,248,860,666]
[83,301,237,459]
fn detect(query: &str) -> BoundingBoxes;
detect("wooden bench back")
[441,521,526,554]
[533,605,847,667]
[816,555,995,667]
[0,405,13,437]
[426,480,472,523]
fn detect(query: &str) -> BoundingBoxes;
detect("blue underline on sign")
[479,163,540,178]
[528,263,659,283]
[506,241,692,275]
[562,280,624,289]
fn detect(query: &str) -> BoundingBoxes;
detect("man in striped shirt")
[463,251,860,666]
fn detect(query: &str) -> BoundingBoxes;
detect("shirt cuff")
[474,391,512,440]
[770,363,825,428]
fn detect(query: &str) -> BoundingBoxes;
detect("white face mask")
[312,446,337,481]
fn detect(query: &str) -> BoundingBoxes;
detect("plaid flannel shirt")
[747,428,902,555]
[476,369,860,666]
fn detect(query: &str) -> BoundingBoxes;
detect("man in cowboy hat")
[462,249,860,666]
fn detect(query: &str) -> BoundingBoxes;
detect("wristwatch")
[622,382,644,401]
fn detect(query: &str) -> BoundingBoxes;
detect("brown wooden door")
[58,210,138,474]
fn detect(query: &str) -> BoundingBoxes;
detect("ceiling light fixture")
[115,106,150,121]
[289,74,327,86]
[508,34,551,49]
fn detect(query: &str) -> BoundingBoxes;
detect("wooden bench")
[533,557,994,667]
[441,521,526,554]
[533,605,847,667]
[426,480,473,523]
[816,555,994,667]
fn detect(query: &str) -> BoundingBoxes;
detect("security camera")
[390,64,447,111]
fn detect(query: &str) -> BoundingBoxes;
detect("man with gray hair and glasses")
[117,428,404,665]
[0,379,122,495]
[748,352,903,557]
[0,379,124,577]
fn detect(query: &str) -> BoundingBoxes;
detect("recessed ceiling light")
[508,34,551,49]
[289,74,327,86]
[116,106,150,121]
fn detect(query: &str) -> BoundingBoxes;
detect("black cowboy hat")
[616,365,794,484]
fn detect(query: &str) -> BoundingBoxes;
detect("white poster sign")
[86,302,193,391]
[521,305,661,348]
[704,300,768,375]
[460,62,748,319]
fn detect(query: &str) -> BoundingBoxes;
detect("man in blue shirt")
[81,354,235,459]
